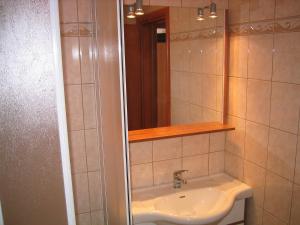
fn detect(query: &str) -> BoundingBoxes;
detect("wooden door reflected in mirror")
[124,5,228,131]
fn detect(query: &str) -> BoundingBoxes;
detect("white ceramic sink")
[132,174,252,225]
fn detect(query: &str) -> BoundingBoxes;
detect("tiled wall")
[169,7,225,125]
[59,1,300,225]
[130,132,225,189]
[59,0,105,225]
[224,1,300,225]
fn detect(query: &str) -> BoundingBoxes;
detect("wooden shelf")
[128,122,235,142]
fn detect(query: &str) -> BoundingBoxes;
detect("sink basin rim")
[132,174,252,225]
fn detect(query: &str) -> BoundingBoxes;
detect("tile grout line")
[76,0,93,219]
[262,3,276,222]
[288,108,300,225]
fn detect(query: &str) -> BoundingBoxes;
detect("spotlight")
[135,0,144,15]
[127,5,136,19]
[197,8,205,21]
[209,2,217,19]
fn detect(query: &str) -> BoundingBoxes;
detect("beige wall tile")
[264,172,293,222]
[59,0,78,23]
[77,213,91,225]
[270,82,300,134]
[182,134,209,156]
[131,163,153,189]
[295,137,300,184]
[202,75,217,109]
[290,184,300,225]
[91,210,105,225]
[171,71,190,102]
[69,131,87,173]
[82,84,97,129]
[248,34,273,81]
[226,116,246,157]
[262,211,287,225]
[181,0,209,7]
[169,7,190,33]
[65,85,84,130]
[62,37,81,84]
[189,73,202,106]
[80,37,95,84]
[189,39,203,73]
[229,36,248,78]
[188,104,203,123]
[73,173,90,213]
[171,98,190,124]
[225,151,244,180]
[216,76,224,111]
[245,121,269,167]
[88,171,103,210]
[85,129,100,171]
[229,0,250,24]
[78,0,93,22]
[267,128,297,180]
[170,41,190,71]
[210,132,225,152]
[209,151,225,174]
[246,79,271,125]
[228,77,247,118]
[153,159,181,185]
[202,52,217,76]
[171,71,181,100]
[150,0,181,6]
[69,130,87,173]
[183,154,209,179]
[249,0,275,21]
[130,141,153,165]
[202,108,219,122]
[275,0,300,18]
[273,32,300,85]
[244,161,266,207]
[153,137,182,161]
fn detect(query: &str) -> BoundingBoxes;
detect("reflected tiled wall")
[225,1,300,225]
[130,132,226,189]
[59,0,105,225]
[169,7,225,124]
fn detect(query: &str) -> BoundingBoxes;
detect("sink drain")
[179,195,186,198]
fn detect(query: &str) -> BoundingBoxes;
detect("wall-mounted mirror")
[123,3,228,131]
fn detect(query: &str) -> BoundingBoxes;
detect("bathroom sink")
[132,174,252,225]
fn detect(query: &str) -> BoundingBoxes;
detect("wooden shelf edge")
[128,122,235,143]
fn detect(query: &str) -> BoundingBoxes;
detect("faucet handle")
[174,169,188,177]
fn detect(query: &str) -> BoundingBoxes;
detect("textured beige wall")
[225,1,300,225]
[59,0,105,224]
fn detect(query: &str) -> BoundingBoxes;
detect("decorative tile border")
[60,22,95,37]
[170,27,224,42]
[230,16,300,36]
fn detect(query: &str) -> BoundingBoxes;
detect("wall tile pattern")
[225,1,300,224]
[169,7,225,125]
[59,0,105,225]
[129,132,226,189]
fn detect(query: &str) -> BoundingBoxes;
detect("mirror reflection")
[124,4,226,131]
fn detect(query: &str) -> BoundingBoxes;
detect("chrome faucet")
[173,170,188,189]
